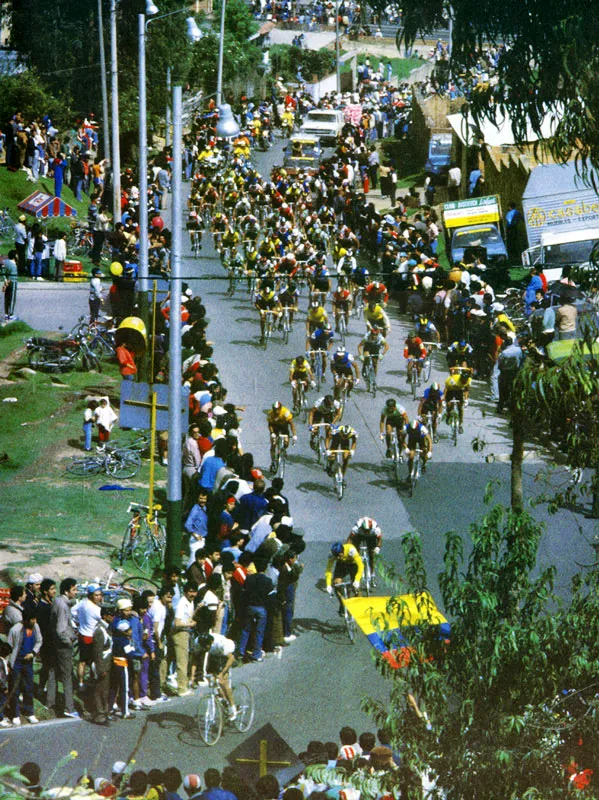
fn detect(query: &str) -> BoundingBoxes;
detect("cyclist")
[211,212,228,252]
[325,541,364,616]
[337,248,357,278]
[404,418,432,478]
[418,382,444,442]
[195,628,237,720]
[415,315,440,344]
[306,299,329,349]
[310,259,332,305]
[278,281,300,327]
[348,517,382,577]
[332,276,353,332]
[308,394,342,451]
[364,300,390,337]
[267,401,297,472]
[447,339,474,368]
[357,326,389,378]
[444,367,472,434]
[289,354,315,410]
[186,210,202,252]
[326,424,357,479]
[364,280,388,307]
[222,223,241,259]
[379,397,409,459]
[223,245,244,278]
[404,332,427,385]
[255,287,282,342]
[330,346,360,400]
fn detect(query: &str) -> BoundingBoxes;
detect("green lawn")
[0,325,159,580]
[342,52,424,78]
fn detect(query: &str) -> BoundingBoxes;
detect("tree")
[349,507,599,799]
[514,328,599,517]
[393,0,599,173]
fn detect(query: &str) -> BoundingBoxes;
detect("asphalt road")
[3,148,596,784]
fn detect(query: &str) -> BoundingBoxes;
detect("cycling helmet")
[336,346,346,354]
[331,542,343,556]
[311,300,320,308]
[459,339,467,347]
[410,419,420,429]
[338,248,347,257]
[360,518,376,530]
[296,355,305,365]
[287,281,297,292]
[369,327,380,335]
[316,251,326,260]
[323,323,332,331]
[431,382,440,391]
[262,290,275,299]
[272,401,282,410]
[385,398,397,408]
[419,316,428,325]
[338,425,352,437]
[372,281,380,289]
[189,210,198,218]
[324,394,334,405]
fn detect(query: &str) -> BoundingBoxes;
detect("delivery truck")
[442,195,508,267]
[522,162,599,281]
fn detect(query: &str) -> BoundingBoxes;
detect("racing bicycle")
[119,502,166,572]
[261,310,279,348]
[328,448,351,500]
[361,354,379,397]
[308,349,327,390]
[292,380,309,422]
[387,428,404,484]
[311,421,330,466]
[331,581,357,642]
[271,432,289,479]
[409,446,423,497]
[196,673,255,746]
[446,398,461,446]
[280,306,294,344]
[66,446,141,479]
[358,543,376,595]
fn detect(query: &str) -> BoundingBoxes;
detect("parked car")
[299,109,344,145]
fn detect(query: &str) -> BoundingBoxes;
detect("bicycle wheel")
[89,336,115,358]
[344,606,356,642]
[232,683,255,732]
[452,417,458,446]
[360,551,371,596]
[67,456,104,477]
[394,449,402,483]
[197,694,224,746]
[279,447,286,480]
[121,575,160,595]
[82,351,102,372]
[119,523,137,565]
[411,373,418,401]
[317,434,326,465]
[152,521,167,550]
[131,531,160,572]
[410,457,420,497]
[107,450,141,479]
[423,358,432,382]
[335,466,344,500]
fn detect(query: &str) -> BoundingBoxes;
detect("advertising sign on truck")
[443,195,502,229]
[442,196,508,267]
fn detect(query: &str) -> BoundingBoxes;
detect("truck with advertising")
[442,195,508,268]
[522,162,599,281]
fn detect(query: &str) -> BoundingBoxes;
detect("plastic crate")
[63,260,83,273]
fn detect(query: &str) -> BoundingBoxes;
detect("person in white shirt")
[73,585,103,689]
[172,582,198,696]
[53,232,67,282]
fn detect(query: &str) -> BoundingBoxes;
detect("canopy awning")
[344,592,450,669]
[18,191,78,218]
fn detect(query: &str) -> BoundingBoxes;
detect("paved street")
[2,148,596,783]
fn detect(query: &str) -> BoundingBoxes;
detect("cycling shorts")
[333,561,358,583]
[445,389,464,403]
[333,367,353,377]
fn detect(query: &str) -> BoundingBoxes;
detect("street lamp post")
[165,84,183,568]
[97,0,110,160]
[138,6,202,347]
[110,0,121,226]
[335,2,341,96]
[215,0,240,139]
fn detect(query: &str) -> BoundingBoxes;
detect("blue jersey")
[423,387,443,404]
[311,328,334,347]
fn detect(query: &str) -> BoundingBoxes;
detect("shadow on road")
[148,709,204,747]
[230,339,265,350]
[295,480,333,498]
[292,615,358,645]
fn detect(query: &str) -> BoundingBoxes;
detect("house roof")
[447,110,557,148]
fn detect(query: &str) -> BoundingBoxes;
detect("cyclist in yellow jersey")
[364,300,390,337]
[444,366,472,433]
[306,300,329,348]
[325,541,364,615]
[267,401,297,471]
[289,354,315,410]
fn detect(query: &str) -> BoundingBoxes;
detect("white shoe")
[129,699,143,710]
[284,635,297,643]
[0,719,12,727]
[140,697,155,707]
[195,678,209,687]
[11,718,21,726]
[26,715,39,724]
[37,277,46,281]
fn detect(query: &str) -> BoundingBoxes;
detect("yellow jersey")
[307,307,328,325]
[267,407,294,427]
[445,373,471,392]
[325,543,364,587]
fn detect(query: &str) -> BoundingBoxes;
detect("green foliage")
[270,44,336,83]
[364,506,599,799]
[0,71,64,128]
[396,0,599,173]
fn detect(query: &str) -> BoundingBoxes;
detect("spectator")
[198,769,237,800]
[7,609,43,725]
[0,640,11,727]
[116,341,137,381]
[236,558,275,663]
[47,577,80,718]
[2,584,25,633]
[53,232,67,282]
[90,604,115,726]
[172,581,198,696]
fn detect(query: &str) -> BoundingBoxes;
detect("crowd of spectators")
[7,724,409,799]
